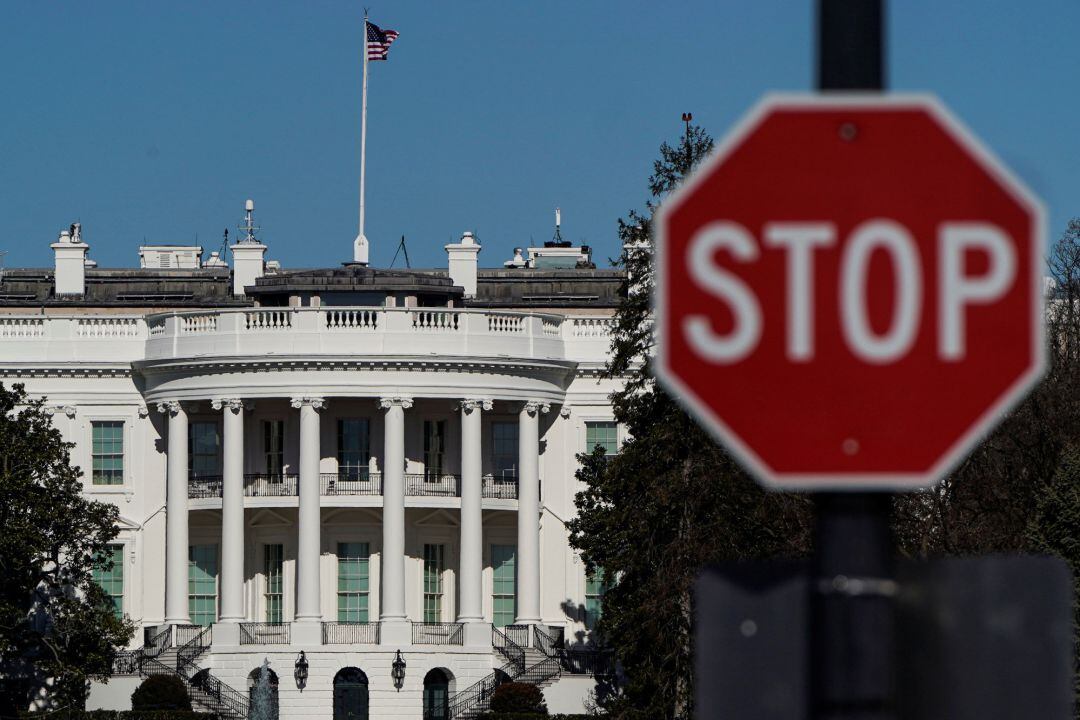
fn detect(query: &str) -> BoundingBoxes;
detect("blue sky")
[1,1,1077,271]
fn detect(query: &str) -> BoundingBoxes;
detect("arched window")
[247,666,279,720]
[423,668,451,720]
[333,667,369,720]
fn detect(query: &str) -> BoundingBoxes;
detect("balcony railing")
[320,472,383,496]
[244,474,299,497]
[405,473,460,497]
[412,622,463,645]
[239,622,290,645]
[189,475,223,499]
[482,472,519,499]
[322,621,380,644]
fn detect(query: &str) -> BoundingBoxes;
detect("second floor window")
[337,419,370,480]
[585,566,610,630]
[423,420,446,479]
[491,422,517,478]
[585,421,619,457]
[263,420,284,477]
[423,543,445,623]
[337,542,370,622]
[91,421,124,485]
[189,544,218,627]
[492,544,516,628]
[264,544,284,622]
[189,422,221,478]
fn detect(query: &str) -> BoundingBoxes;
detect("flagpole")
[354,12,370,264]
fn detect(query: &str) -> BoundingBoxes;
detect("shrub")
[478,714,595,720]
[487,682,548,714]
[130,676,193,712]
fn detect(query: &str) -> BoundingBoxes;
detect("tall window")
[263,420,284,477]
[423,544,445,623]
[337,542,370,622]
[91,421,124,485]
[491,422,517,478]
[585,421,619,457]
[337,419,370,480]
[189,544,218,626]
[492,544,516,628]
[264,544,284,622]
[585,567,609,630]
[92,544,124,619]
[423,420,446,479]
[189,422,221,478]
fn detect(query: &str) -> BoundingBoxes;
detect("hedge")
[23,712,222,720]
[477,715,597,720]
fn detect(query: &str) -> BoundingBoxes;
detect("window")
[337,542,370,622]
[423,420,446,480]
[264,544,284,622]
[92,544,124,619]
[337,419,370,480]
[263,421,284,477]
[423,668,450,720]
[585,421,619,457]
[189,544,218,626]
[91,421,124,485]
[189,422,221,478]
[492,544,516,628]
[423,544,445,623]
[491,422,517,478]
[585,566,610,630]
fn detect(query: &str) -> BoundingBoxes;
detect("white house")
[0,214,626,719]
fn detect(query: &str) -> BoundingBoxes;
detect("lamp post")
[391,650,406,692]
[294,651,309,692]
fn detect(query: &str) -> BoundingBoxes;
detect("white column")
[458,399,490,624]
[158,401,190,626]
[516,401,548,625]
[292,397,326,622]
[215,398,246,622]
[379,397,412,632]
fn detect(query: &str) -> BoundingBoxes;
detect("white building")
[0,217,625,719]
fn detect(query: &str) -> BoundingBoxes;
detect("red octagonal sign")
[655,96,1045,489]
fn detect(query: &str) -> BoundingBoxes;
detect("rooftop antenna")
[552,207,563,244]
[219,228,230,260]
[389,235,411,269]
[681,112,693,167]
[238,199,260,244]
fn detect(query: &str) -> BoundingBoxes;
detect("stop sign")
[655,96,1045,489]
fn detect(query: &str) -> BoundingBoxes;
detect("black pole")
[813,2,894,720]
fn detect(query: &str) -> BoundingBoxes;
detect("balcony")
[322,621,380,644]
[239,622,290,645]
[412,622,464,646]
[189,471,519,500]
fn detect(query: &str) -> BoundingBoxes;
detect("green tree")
[0,382,133,716]
[567,123,813,719]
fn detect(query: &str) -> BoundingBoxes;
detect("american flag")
[366,21,399,61]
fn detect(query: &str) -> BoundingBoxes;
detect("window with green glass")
[188,544,218,626]
[585,566,610,630]
[92,544,124,618]
[424,544,445,623]
[91,421,124,485]
[585,421,619,457]
[337,542,370,622]
[423,420,446,479]
[337,419,370,480]
[264,544,284,622]
[263,421,284,477]
[491,422,517,478]
[492,544,516,628]
[189,422,221,478]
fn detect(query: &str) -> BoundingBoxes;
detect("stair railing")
[174,625,250,720]
[447,625,527,718]
[491,624,525,674]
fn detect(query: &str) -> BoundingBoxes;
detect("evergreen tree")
[567,123,813,719]
[0,383,133,716]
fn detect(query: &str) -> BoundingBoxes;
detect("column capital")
[290,397,327,410]
[211,397,247,412]
[46,404,77,419]
[460,398,493,413]
[559,404,572,419]
[156,401,182,416]
[378,397,414,410]
[522,401,550,416]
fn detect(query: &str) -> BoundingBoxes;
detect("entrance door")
[333,667,369,720]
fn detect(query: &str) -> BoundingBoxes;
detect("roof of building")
[0,268,248,308]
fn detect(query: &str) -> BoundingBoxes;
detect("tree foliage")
[130,676,192,712]
[0,382,133,716]
[567,123,813,720]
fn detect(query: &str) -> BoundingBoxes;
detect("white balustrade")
[180,314,218,334]
[0,317,44,338]
[244,309,292,331]
[487,313,524,333]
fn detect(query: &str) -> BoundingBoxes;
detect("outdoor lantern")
[294,651,309,691]
[391,650,406,691]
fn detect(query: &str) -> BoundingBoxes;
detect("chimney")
[51,223,89,296]
[445,231,481,297]
[230,199,268,296]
